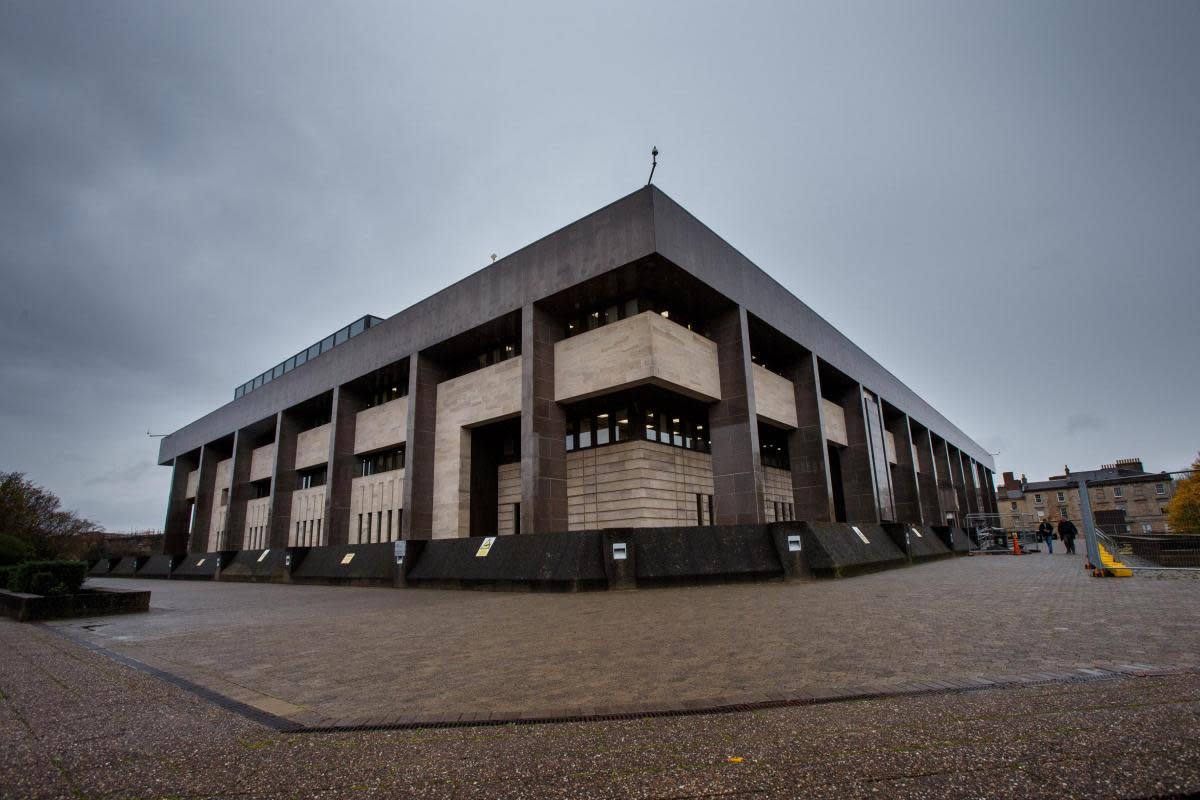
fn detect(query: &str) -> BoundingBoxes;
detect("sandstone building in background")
[996,458,1176,534]
[157,187,995,554]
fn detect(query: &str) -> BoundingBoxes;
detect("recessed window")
[1113,487,1123,498]
[358,447,405,477]
[1056,491,1065,502]
[1034,494,1043,504]
[1010,501,1017,511]
[298,466,327,489]
[1142,522,1152,533]
[1155,483,1165,495]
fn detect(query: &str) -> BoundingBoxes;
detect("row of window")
[235,315,384,400]
[358,447,406,478]
[563,295,707,340]
[1033,482,1167,505]
[565,402,712,454]
[298,466,327,489]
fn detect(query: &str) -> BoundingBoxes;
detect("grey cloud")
[2,0,1198,528]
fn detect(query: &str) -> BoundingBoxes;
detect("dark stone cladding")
[158,186,992,469]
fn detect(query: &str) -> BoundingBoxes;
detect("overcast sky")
[2,1,1197,530]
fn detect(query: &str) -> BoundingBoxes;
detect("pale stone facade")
[752,365,797,429]
[496,462,521,536]
[555,312,721,404]
[288,486,327,546]
[294,423,331,471]
[349,469,405,543]
[353,397,407,454]
[566,440,715,530]
[432,357,523,539]
[763,466,794,522]
[249,444,275,482]
[244,496,271,549]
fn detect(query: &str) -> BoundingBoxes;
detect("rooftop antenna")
[490,253,497,263]
[647,146,658,185]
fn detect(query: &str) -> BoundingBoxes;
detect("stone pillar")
[267,410,300,549]
[520,303,568,534]
[324,385,365,546]
[886,413,922,524]
[402,352,446,540]
[189,444,220,553]
[836,383,880,524]
[911,425,942,524]
[785,351,834,522]
[221,429,255,551]
[708,306,766,525]
[162,451,199,555]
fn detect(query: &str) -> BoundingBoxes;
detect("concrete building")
[158,187,996,554]
[996,458,1177,533]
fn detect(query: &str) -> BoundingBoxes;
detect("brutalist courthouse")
[158,187,998,558]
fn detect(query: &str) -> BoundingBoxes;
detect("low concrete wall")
[628,525,784,584]
[932,525,974,553]
[801,522,908,577]
[407,530,606,589]
[0,588,150,622]
[136,554,177,578]
[107,557,146,577]
[172,552,226,580]
[289,542,398,586]
[219,548,291,582]
[882,523,953,562]
[88,558,116,576]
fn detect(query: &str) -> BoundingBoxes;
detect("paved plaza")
[3,586,1200,798]
[51,551,1200,725]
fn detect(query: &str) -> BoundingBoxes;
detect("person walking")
[1059,517,1078,555]
[1039,519,1054,554]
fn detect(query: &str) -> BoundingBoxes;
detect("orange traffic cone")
[1012,532,1021,556]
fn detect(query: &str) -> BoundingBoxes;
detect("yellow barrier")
[1097,543,1132,577]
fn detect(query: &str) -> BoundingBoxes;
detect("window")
[1142,522,1152,533]
[1155,483,1166,495]
[252,479,271,499]
[562,388,710,455]
[1010,502,1018,512]
[696,494,705,525]
[387,510,393,541]
[1113,486,1123,498]
[220,488,229,507]
[1056,491,1065,502]
[1058,505,1068,518]
[298,466,327,489]
[759,424,791,470]
[358,447,405,477]
[357,514,363,543]
[1034,494,1043,504]
[513,503,521,535]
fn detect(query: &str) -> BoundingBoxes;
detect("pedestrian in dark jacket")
[1039,520,1054,554]
[1058,518,1078,554]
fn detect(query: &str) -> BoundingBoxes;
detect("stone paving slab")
[2,619,1199,799]
[58,552,1200,724]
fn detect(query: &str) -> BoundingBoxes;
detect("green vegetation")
[7,560,88,595]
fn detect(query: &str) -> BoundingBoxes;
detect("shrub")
[0,533,33,566]
[8,560,87,595]
[0,565,14,590]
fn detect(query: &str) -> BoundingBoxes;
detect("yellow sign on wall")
[476,536,497,557]
[340,553,356,565]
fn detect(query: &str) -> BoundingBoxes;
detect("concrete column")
[948,445,971,520]
[189,444,220,553]
[520,303,568,534]
[267,411,300,549]
[222,429,255,551]
[402,352,446,540]
[886,413,922,524]
[862,390,895,522]
[982,468,999,515]
[836,383,881,524]
[785,351,834,522]
[961,452,981,516]
[324,385,365,546]
[162,451,198,555]
[708,306,766,525]
[932,436,960,525]
[911,425,942,524]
